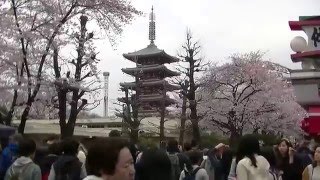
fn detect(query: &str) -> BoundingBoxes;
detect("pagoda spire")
[149,6,156,45]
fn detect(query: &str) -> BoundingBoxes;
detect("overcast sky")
[92,0,319,116]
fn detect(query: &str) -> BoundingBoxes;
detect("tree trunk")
[160,108,165,142]
[18,101,32,134]
[5,90,18,126]
[61,124,74,139]
[130,123,139,144]
[188,52,201,143]
[179,95,187,145]
[229,129,241,146]
[65,92,79,138]
[57,89,68,139]
[189,99,200,142]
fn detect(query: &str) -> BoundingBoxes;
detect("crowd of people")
[0,134,319,180]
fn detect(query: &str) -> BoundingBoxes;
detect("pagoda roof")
[120,79,180,91]
[121,64,180,77]
[139,94,175,103]
[118,94,176,105]
[123,44,179,64]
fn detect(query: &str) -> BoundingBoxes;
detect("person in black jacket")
[135,148,172,180]
[39,142,62,180]
[274,138,304,180]
[48,138,86,180]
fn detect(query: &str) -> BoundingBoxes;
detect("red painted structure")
[289,16,320,136]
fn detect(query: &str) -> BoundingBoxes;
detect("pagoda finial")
[149,6,156,44]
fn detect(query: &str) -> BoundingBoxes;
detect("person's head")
[86,139,134,180]
[48,142,62,155]
[191,139,198,149]
[109,130,121,137]
[236,134,260,167]
[9,134,23,145]
[167,139,179,153]
[203,148,209,156]
[313,145,320,166]
[215,143,229,156]
[260,147,276,168]
[61,138,79,156]
[160,141,167,150]
[45,135,58,145]
[186,150,203,166]
[18,138,36,159]
[277,138,292,157]
[183,142,192,152]
[136,148,172,180]
[301,139,311,147]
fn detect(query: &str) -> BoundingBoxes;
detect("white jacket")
[83,175,103,180]
[236,155,272,180]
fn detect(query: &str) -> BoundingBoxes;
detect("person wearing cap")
[201,143,230,180]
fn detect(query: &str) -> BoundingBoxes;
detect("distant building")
[119,7,180,140]
[12,117,180,138]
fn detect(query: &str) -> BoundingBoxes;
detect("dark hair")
[186,150,202,165]
[18,138,36,157]
[160,141,167,150]
[312,144,320,168]
[191,139,198,148]
[128,143,138,163]
[9,134,23,144]
[61,138,79,156]
[260,147,276,168]
[276,138,292,157]
[183,142,192,152]
[48,142,62,155]
[136,148,172,180]
[45,135,58,143]
[236,135,260,168]
[167,139,179,153]
[86,139,129,176]
[109,130,121,137]
[275,138,293,169]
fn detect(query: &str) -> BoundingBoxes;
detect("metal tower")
[103,72,110,117]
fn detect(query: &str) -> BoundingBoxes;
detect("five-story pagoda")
[119,7,180,140]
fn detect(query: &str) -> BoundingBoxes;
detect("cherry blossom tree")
[199,51,304,144]
[0,0,141,133]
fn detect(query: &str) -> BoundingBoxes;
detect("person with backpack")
[167,139,187,180]
[135,148,172,180]
[39,142,62,180]
[179,150,209,180]
[4,137,41,180]
[48,138,86,180]
[0,134,23,179]
[302,145,320,180]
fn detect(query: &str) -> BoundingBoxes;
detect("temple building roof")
[118,94,176,105]
[120,79,180,91]
[121,64,180,77]
[123,43,179,64]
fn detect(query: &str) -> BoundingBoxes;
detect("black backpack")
[53,158,82,180]
[167,153,181,180]
[183,167,201,180]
